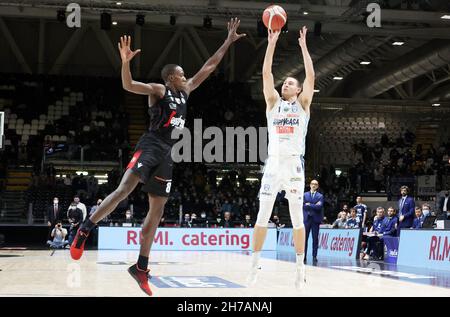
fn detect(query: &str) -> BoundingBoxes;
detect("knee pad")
[255,199,275,227]
[288,201,304,230]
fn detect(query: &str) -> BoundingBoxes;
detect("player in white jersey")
[247,27,315,289]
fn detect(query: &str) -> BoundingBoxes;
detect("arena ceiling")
[0,0,449,107]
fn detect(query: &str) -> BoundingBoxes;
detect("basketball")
[262,5,287,31]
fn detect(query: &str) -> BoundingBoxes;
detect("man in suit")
[438,191,450,219]
[47,197,63,240]
[303,179,324,264]
[398,185,415,233]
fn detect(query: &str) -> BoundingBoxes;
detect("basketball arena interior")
[0,0,450,301]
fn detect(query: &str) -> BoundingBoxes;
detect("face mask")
[422,209,430,217]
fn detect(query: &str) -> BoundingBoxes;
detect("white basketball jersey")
[267,98,309,156]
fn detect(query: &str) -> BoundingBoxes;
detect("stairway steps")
[7,172,32,178]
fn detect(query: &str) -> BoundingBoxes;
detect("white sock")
[296,253,305,267]
[251,251,261,269]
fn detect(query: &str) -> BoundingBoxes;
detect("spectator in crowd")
[46,221,68,249]
[67,202,83,245]
[346,208,361,229]
[47,197,63,240]
[421,203,432,218]
[354,196,368,228]
[190,213,199,228]
[365,207,387,260]
[222,211,234,228]
[69,195,87,222]
[195,212,208,228]
[270,214,285,229]
[241,214,254,228]
[221,200,232,216]
[373,164,384,193]
[64,175,72,186]
[398,186,415,233]
[332,212,347,229]
[89,199,103,216]
[412,206,424,229]
[438,190,449,218]
[123,209,137,227]
[181,213,191,228]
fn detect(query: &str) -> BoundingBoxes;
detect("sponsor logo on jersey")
[292,105,298,113]
[290,177,302,182]
[137,162,143,168]
[263,184,270,191]
[296,166,302,173]
[290,189,297,194]
[170,115,185,129]
[169,102,177,110]
[276,126,294,134]
[273,118,299,126]
[175,97,181,104]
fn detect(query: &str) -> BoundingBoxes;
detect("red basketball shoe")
[128,264,153,296]
[70,228,89,260]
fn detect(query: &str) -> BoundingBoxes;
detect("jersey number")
[166,182,172,194]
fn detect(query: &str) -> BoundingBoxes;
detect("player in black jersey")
[69,18,245,296]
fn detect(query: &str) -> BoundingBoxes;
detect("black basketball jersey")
[147,86,187,145]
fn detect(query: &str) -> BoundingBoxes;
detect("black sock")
[80,219,96,234]
[137,255,149,270]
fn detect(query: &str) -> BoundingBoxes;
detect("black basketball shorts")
[126,134,173,197]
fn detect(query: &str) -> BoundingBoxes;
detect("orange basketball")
[262,5,287,31]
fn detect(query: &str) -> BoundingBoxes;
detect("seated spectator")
[46,221,68,249]
[241,214,254,228]
[197,212,210,228]
[421,203,432,217]
[190,213,199,228]
[123,209,137,227]
[222,211,235,228]
[365,207,386,260]
[346,208,360,228]
[89,198,103,216]
[221,200,232,216]
[412,207,424,229]
[332,212,347,229]
[181,213,191,228]
[269,215,285,229]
